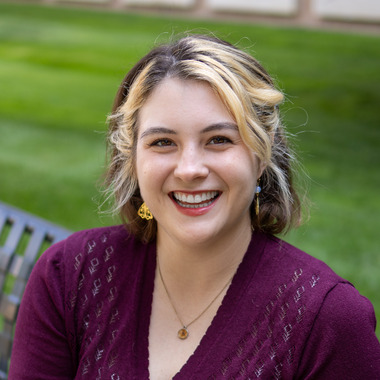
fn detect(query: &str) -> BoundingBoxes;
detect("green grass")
[0,2,380,337]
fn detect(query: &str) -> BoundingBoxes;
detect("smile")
[172,191,220,209]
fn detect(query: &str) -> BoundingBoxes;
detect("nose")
[174,146,209,182]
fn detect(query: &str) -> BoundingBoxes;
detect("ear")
[257,159,267,179]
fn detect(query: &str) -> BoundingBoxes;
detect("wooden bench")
[0,201,71,378]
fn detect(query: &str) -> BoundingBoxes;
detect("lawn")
[0,2,379,337]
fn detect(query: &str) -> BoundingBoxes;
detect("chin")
[176,226,223,247]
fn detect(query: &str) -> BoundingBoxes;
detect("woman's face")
[135,78,264,248]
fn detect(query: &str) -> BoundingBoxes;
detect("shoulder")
[30,224,153,293]
[297,282,380,377]
[246,233,380,377]
[38,224,143,268]
[259,233,352,293]
[54,224,132,256]
[260,234,342,279]
[253,233,349,297]
[28,223,156,325]
[259,235,380,376]
[319,281,376,328]
[259,234,361,324]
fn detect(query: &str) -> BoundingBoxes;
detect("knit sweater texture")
[9,225,380,379]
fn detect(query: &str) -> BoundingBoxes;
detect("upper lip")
[171,191,220,204]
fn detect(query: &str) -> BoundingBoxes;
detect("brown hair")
[105,34,302,243]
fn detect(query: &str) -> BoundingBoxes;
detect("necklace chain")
[157,256,233,340]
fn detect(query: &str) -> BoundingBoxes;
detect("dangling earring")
[255,179,261,216]
[138,202,153,220]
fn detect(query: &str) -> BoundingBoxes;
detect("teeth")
[173,191,218,206]
[177,200,214,209]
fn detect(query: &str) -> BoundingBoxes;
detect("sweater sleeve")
[297,282,380,379]
[8,241,75,379]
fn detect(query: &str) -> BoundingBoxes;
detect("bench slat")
[0,201,72,377]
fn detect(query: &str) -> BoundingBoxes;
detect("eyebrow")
[202,122,238,133]
[140,127,176,139]
[139,122,238,139]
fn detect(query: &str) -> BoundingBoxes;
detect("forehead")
[137,78,235,133]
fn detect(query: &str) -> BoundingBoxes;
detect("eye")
[208,136,232,145]
[150,138,175,147]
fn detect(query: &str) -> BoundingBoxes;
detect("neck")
[156,221,252,293]
[153,220,253,343]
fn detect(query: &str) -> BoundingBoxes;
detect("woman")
[10,34,380,379]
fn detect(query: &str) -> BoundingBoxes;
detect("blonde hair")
[106,34,302,242]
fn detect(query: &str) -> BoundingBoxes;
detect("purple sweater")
[9,225,380,379]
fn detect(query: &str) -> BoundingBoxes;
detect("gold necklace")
[157,257,233,340]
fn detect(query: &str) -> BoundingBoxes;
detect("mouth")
[171,191,221,209]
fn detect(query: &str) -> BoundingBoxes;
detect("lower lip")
[171,196,219,216]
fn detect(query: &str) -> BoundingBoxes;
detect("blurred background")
[0,0,379,337]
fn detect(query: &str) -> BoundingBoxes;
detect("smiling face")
[135,78,264,248]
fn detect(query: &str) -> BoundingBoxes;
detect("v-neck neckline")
[136,231,267,379]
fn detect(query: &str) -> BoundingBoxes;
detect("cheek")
[224,151,260,178]
[225,155,260,198]
[135,151,150,194]
[135,163,154,202]
[135,145,152,176]
[136,161,152,188]
[135,153,169,191]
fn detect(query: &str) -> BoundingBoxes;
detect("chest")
[65,236,322,379]
[147,282,224,380]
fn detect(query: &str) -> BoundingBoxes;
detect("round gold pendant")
[178,327,189,340]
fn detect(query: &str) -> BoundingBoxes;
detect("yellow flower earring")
[138,202,153,220]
